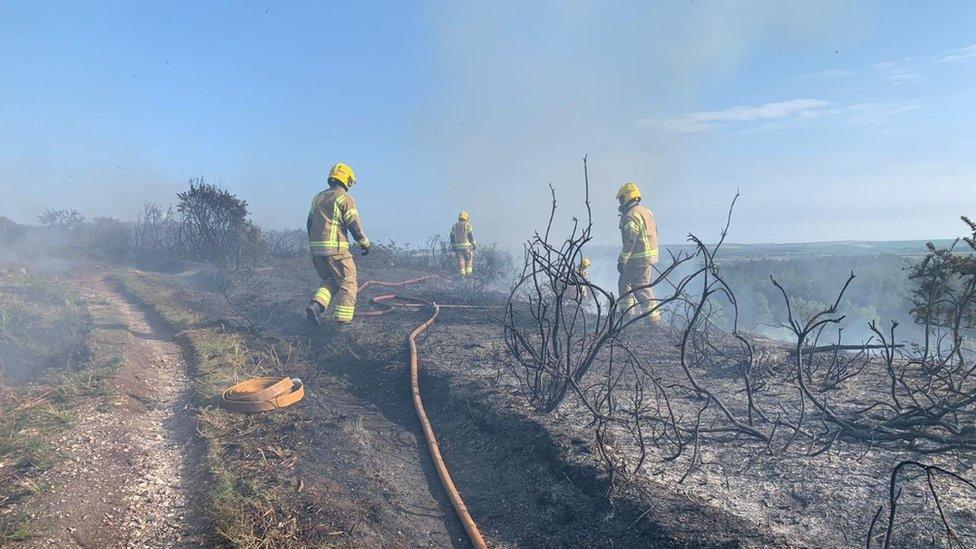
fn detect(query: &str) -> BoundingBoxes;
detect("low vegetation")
[114,270,328,546]
[0,270,91,385]
[0,269,124,542]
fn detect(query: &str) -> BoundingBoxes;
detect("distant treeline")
[0,178,513,290]
[1,178,304,269]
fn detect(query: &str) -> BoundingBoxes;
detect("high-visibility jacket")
[619,201,658,265]
[577,264,590,299]
[307,186,369,256]
[450,221,475,251]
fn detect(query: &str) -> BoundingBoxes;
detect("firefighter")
[305,162,371,326]
[450,211,476,277]
[576,257,592,301]
[616,182,660,324]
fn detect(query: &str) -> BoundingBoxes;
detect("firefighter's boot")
[305,301,326,326]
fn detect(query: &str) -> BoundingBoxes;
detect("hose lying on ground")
[404,296,489,549]
[363,293,492,317]
[359,276,489,548]
[358,274,447,293]
[359,275,494,316]
[221,376,305,413]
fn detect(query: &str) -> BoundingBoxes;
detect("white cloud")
[650,99,918,133]
[940,43,976,63]
[646,99,831,132]
[840,102,919,125]
[873,60,922,85]
[806,44,975,87]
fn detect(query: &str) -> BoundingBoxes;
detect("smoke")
[0,224,75,274]
[419,0,856,246]
[0,152,181,225]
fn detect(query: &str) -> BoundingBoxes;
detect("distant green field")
[577,240,967,341]
[588,239,958,261]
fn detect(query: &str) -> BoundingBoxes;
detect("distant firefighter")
[616,182,660,324]
[576,257,591,301]
[305,162,371,326]
[450,210,476,277]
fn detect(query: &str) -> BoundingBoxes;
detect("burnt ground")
[286,324,468,548]
[281,258,974,548]
[416,305,976,548]
[204,258,785,548]
[12,258,968,547]
[229,300,697,547]
[111,261,783,547]
[310,305,778,548]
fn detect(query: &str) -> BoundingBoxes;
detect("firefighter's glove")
[361,244,371,256]
[616,260,625,274]
[471,242,477,251]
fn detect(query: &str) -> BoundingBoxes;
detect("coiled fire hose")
[221,376,305,412]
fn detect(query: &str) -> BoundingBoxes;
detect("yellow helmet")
[616,182,641,202]
[458,210,469,221]
[328,162,356,189]
[581,257,591,268]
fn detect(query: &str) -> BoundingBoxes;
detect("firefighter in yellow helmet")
[576,257,592,301]
[305,162,371,325]
[616,182,661,324]
[450,211,476,277]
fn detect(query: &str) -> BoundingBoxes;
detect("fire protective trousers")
[577,284,588,301]
[576,266,589,301]
[455,249,474,277]
[310,254,358,322]
[618,262,661,322]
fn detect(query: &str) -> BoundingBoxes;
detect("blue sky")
[1,1,974,245]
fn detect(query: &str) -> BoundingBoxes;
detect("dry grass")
[115,269,325,548]
[0,269,124,542]
[0,270,92,385]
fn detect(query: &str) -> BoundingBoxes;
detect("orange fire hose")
[362,294,491,316]
[221,274,489,545]
[403,296,489,549]
[358,274,447,293]
[221,376,305,412]
[359,276,489,548]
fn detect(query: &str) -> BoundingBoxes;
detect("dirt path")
[20,275,207,547]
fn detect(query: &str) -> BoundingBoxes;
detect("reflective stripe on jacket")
[450,221,475,251]
[619,202,658,264]
[307,187,369,256]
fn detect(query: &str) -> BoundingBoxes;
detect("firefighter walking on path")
[450,211,476,277]
[616,182,660,324]
[306,162,371,326]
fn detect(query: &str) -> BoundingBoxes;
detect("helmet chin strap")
[618,197,639,213]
